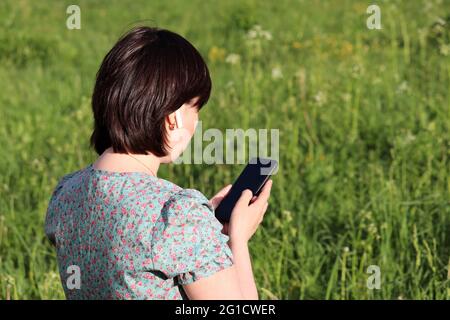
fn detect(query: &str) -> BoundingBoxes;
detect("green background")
[0,0,449,299]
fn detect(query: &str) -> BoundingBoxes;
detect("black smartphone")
[215,157,278,223]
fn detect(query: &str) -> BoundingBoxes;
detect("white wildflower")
[351,63,364,78]
[246,29,258,40]
[225,81,234,88]
[261,30,272,41]
[440,44,450,56]
[404,131,416,144]
[245,25,272,41]
[271,66,283,79]
[396,81,409,94]
[313,91,327,106]
[225,53,241,65]
[341,93,351,102]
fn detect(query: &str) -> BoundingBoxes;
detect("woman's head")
[90,26,211,161]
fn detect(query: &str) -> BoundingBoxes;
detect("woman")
[45,26,272,300]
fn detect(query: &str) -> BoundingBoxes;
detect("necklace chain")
[127,154,156,176]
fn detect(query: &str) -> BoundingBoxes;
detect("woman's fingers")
[236,189,253,207]
[217,184,232,197]
[221,222,229,235]
[253,180,272,208]
[262,201,269,214]
[210,184,232,209]
[258,202,269,224]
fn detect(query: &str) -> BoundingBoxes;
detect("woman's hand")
[228,180,272,245]
[209,184,232,235]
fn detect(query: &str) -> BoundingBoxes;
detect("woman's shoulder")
[50,168,84,198]
[45,168,85,242]
[168,188,210,204]
[164,188,212,211]
[158,187,215,224]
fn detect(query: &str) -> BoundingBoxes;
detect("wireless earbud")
[175,109,183,129]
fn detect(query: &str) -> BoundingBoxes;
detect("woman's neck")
[92,147,161,176]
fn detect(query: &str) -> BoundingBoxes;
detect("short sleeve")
[45,171,79,244]
[151,188,233,286]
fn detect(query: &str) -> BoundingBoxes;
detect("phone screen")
[214,157,278,223]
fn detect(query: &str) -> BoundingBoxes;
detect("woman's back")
[45,164,233,300]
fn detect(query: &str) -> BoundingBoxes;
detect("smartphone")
[215,157,278,223]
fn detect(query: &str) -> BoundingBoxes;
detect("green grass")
[0,0,449,299]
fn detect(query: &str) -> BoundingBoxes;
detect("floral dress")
[45,164,233,300]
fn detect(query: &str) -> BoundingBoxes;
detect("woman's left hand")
[210,184,232,235]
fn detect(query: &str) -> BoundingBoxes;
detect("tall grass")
[0,0,449,299]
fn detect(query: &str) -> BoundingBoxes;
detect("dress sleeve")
[152,188,234,286]
[45,172,78,245]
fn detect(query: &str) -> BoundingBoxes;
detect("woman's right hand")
[228,180,273,245]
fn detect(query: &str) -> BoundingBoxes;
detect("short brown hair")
[90,26,211,156]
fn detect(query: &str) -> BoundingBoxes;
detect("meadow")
[0,0,449,299]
